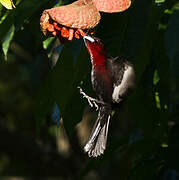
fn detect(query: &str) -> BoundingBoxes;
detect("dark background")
[0,0,179,179]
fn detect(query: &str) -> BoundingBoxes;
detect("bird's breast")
[91,66,113,103]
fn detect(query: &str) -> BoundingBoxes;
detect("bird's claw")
[78,86,100,111]
[89,100,99,111]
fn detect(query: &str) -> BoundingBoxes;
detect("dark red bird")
[80,35,135,157]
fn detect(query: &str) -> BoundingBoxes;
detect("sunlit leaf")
[153,70,160,85]
[43,37,55,50]
[0,0,15,9]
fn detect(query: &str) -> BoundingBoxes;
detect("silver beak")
[83,35,95,43]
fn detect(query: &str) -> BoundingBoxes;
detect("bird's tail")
[84,105,112,157]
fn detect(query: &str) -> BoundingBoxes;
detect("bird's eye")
[95,39,101,44]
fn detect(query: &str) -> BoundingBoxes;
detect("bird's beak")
[83,35,95,43]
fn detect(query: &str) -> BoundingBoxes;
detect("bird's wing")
[111,60,135,103]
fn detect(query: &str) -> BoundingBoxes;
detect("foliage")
[0,0,179,179]
[0,0,15,9]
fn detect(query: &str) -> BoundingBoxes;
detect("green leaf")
[0,0,49,42]
[13,0,49,30]
[52,41,90,137]
[35,75,54,132]
[0,13,13,42]
[35,40,89,136]
[51,43,74,114]
[165,10,179,60]
[43,37,55,50]
[0,3,3,15]
[2,24,14,60]
[43,37,56,58]
[62,45,90,137]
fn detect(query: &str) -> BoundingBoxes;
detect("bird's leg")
[78,87,106,111]
[78,87,99,110]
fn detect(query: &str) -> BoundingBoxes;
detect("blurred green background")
[0,0,179,179]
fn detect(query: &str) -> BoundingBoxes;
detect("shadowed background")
[0,0,179,179]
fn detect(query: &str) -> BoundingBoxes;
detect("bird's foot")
[78,87,105,111]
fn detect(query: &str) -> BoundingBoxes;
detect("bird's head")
[83,35,105,53]
[83,35,106,63]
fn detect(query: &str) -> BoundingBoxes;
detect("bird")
[79,35,135,157]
